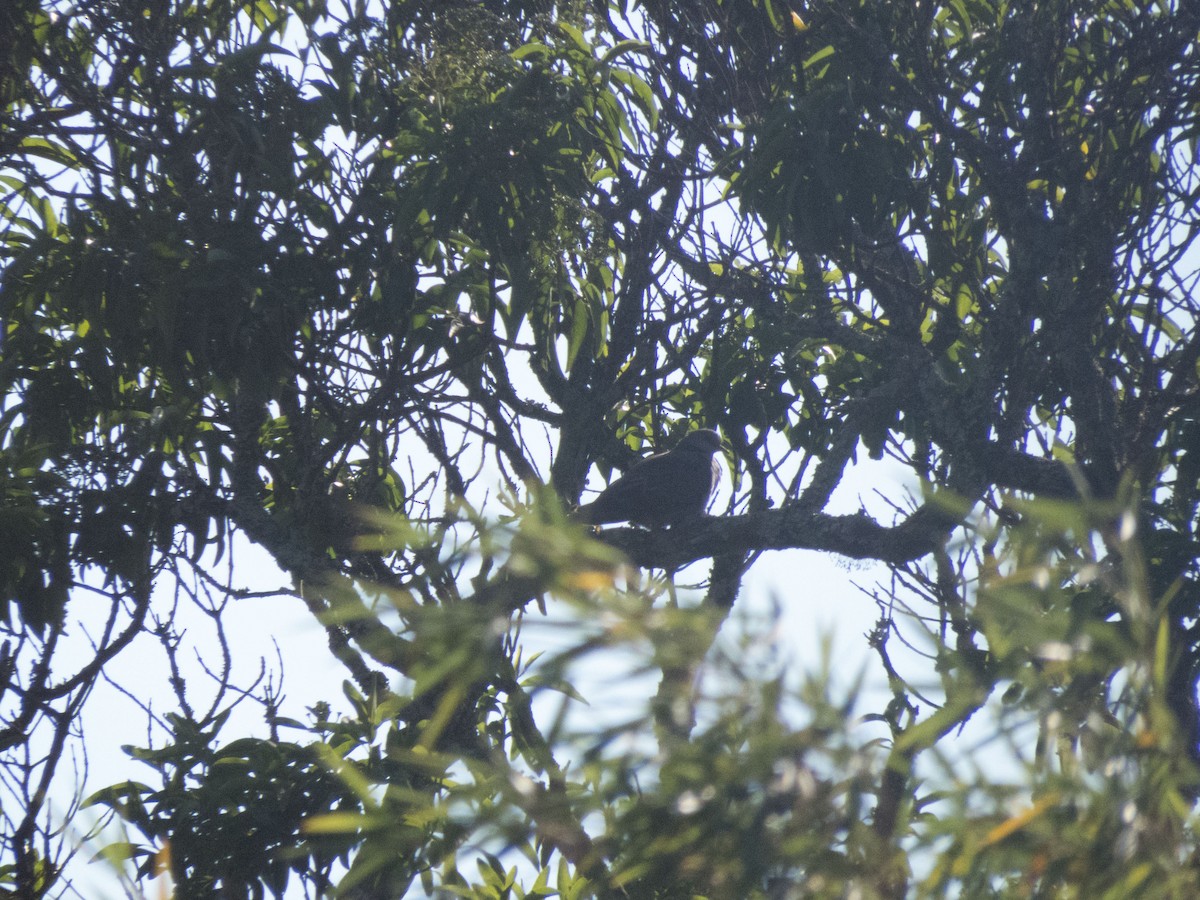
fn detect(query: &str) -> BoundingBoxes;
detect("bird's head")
[676,429,723,453]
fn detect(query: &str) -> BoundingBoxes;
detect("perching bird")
[574,429,723,527]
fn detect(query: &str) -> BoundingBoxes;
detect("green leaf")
[803,44,836,70]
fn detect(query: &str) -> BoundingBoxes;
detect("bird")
[574,429,723,527]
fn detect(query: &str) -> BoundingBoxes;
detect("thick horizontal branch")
[592,502,962,571]
[591,446,1097,571]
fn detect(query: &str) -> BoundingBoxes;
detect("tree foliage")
[2,0,1200,896]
